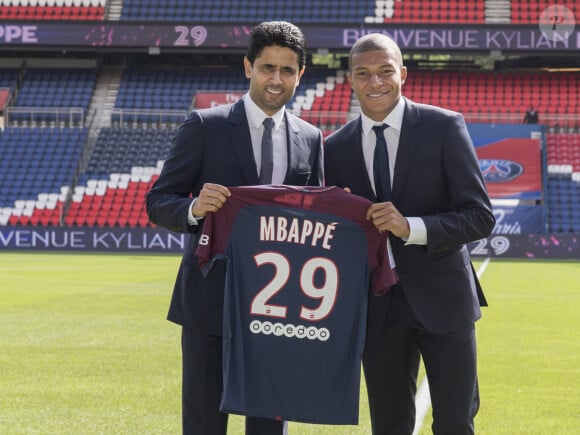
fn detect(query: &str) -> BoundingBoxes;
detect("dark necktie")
[372,124,391,202]
[259,117,274,184]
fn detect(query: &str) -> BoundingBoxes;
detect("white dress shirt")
[244,93,288,185]
[360,97,427,247]
[188,93,287,225]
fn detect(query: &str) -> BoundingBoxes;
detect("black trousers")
[181,327,286,435]
[363,285,480,435]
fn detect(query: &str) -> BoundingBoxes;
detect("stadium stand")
[1,63,579,231]
[116,0,578,25]
[377,0,485,24]
[1,0,577,24]
[0,126,87,226]
[119,0,374,23]
[71,127,174,227]
[0,0,106,21]
[510,1,577,24]
[0,68,20,88]
[0,1,579,236]
[402,70,580,124]
[8,67,96,126]
[546,174,580,233]
[65,171,159,228]
[112,67,247,126]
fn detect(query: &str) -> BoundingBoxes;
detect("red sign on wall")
[0,88,11,110]
[476,138,542,200]
[194,91,244,109]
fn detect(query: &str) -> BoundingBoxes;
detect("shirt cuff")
[404,217,427,245]
[187,198,201,226]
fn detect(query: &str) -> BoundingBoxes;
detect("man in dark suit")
[324,33,495,434]
[146,21,323,435]
[523,105,539,124]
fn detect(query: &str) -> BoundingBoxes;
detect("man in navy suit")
[324,33,495,434]
[146,21,323,435]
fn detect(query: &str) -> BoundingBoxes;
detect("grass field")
[0,253,578,434]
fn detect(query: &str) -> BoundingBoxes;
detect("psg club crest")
[479,159,524,183]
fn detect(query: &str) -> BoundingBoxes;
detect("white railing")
[5,107,84,126]
[110,108,187,126]
[463,112,580,128]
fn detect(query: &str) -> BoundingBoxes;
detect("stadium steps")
[485,0,511,24]
[90,66,123,130]
[105,0,123,20]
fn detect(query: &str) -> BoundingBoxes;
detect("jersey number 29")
[250,252,338,322]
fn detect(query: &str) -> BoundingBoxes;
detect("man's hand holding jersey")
[192,183,231,218]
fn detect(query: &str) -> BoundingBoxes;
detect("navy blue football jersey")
[196,185,398,425]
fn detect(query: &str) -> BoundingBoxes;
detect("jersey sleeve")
[194,211,221,276]
[368,235,399,295]
[309,187,399,295]
[194,198,242,276]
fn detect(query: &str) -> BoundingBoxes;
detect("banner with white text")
[0,23,578,52]
[1,227,577,259]
[0,226,187,252]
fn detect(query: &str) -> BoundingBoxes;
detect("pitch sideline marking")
[412,257,491,434]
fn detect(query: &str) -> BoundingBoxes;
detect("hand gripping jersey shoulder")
[195,185,398,425]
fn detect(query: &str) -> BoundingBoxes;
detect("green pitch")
[0,253,578,434]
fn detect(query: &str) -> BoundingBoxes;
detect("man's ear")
[243,56,252,79]
[297,66,305,83]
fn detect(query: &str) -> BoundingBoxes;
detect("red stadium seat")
[139,216,151,228]
[128,217,139,227]
[106,216,118,227]
[19,215,32,225]
[96,216,108,227]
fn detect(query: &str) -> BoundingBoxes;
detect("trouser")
[181,327,287,435]
[363,285,479,435]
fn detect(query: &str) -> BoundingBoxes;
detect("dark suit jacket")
[147,99,323,335]
[324,97,495,335]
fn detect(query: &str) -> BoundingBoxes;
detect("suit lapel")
[284,111,310,184]
[391,98,420,202]
[284,112,300,182]
[332,118,374,199]
[228,100,260,184]
[351,118,376,199]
